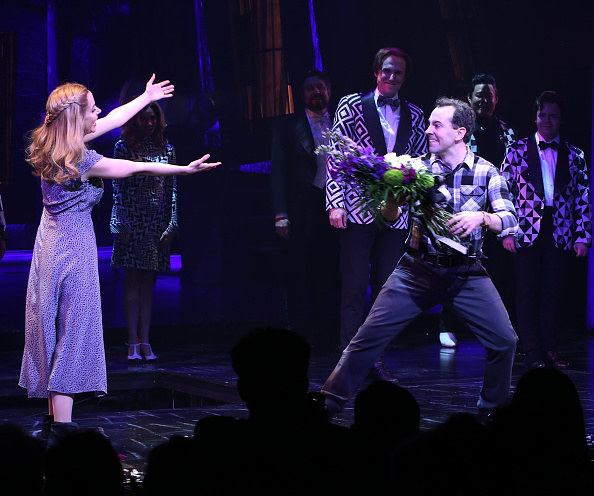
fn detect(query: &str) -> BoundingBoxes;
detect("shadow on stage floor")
[1,247,594,477]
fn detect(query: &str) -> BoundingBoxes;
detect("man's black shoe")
[368,361,399,383]
[323,395,342,420]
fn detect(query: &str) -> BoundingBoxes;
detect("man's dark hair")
[435,97,476,144]
[533,90,563,119]
[301,69,331,91]
[372,47,412,78]
[470,73,498,94]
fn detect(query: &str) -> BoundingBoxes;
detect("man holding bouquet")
[326,47,427,380]
[322,98,518,415]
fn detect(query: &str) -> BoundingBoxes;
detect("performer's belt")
[406,248,478,267]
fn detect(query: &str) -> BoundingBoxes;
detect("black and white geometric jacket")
[325,91,427,229]
[501,135,592,250]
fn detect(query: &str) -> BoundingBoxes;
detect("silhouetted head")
[0,423,44,496]
[512,368,586,455]
[45,429,124,496]
[354,381,420,442]
[230,328,310,415]
[144,435,197,496]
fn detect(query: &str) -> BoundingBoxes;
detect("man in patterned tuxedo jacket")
[501,90,592,369]
[326,48,427,378]
[270,70,340,349]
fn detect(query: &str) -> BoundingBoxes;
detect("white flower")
[384,153,413,168]
[410,158,428,172]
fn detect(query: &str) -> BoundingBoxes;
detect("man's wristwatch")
[480,211,491,227]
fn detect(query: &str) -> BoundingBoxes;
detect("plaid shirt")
[407,149,517,256]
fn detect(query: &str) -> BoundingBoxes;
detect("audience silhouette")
[45,429,124,496]
[4,332,593,495]
[0,423,44,496]
[351,380,420,492]
[489,367,593,495]
[193,327,353,495]
[143,434,198,496]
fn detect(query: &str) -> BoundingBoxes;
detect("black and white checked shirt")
[407,149,517,256]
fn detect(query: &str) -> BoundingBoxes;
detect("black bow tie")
[538,141,559,151]
[377,95,400,110]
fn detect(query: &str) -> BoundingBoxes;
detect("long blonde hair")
[27,83,89,184]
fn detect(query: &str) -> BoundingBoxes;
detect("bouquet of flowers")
[318,130,465,253]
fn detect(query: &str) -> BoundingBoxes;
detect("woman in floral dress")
[19,75,219,442]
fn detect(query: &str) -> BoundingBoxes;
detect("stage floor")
[1,248,594,480]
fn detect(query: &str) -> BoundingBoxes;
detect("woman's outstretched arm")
[82,154,220,180]
[84,74,174,142]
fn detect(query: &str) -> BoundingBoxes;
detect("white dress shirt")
[536,132,560,206]
[306,109,331,189]
[374,88,400,153]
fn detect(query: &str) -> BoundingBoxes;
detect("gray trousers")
[321,253,518,410]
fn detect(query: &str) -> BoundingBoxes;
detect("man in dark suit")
[270,70,340,349]
[501,91,592,369]
[326,48,427,379]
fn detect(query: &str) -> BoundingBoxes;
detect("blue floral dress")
[19,150,107,398]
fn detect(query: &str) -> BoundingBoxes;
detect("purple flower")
[402,167,417,185]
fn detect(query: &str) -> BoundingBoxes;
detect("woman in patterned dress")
[19,75,219,438]
[110,103,176,361]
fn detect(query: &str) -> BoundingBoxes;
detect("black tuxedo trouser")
[338,222,407,349]
[285,187,340,347]
[514,208,567,362]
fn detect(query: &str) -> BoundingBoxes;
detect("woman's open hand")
[144,74,175,103]
[186,154,221,174]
